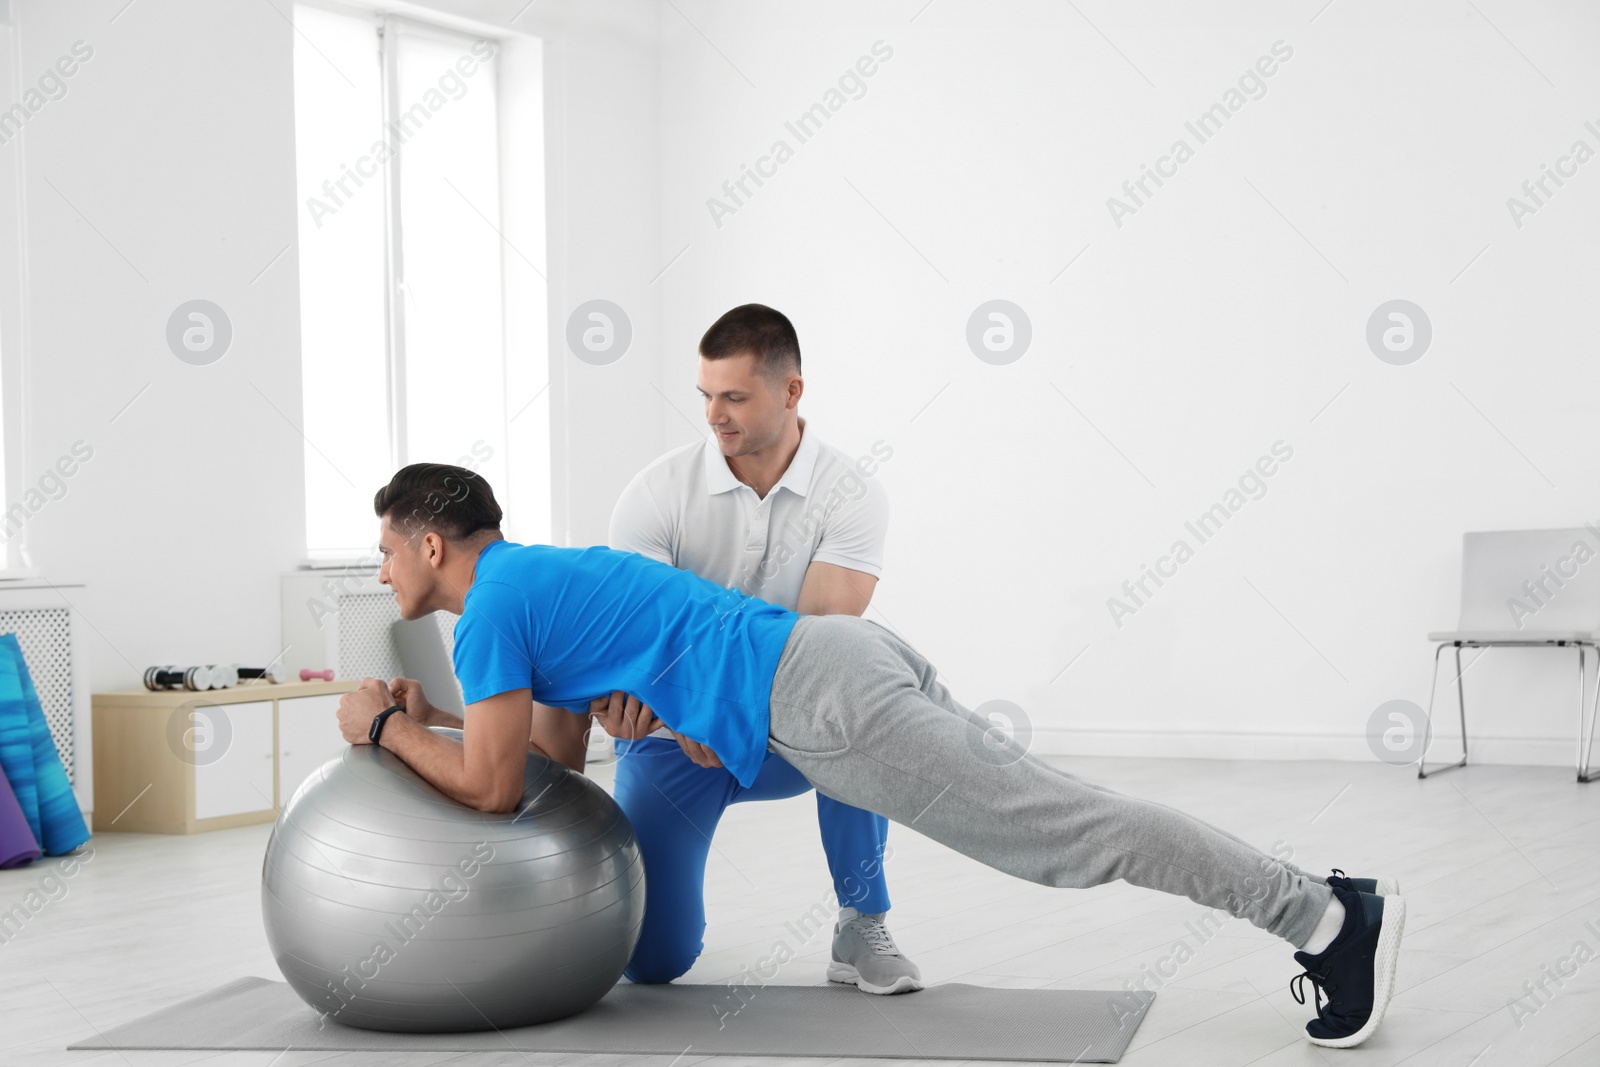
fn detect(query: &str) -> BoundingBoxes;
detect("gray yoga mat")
[70,976,1156,1063]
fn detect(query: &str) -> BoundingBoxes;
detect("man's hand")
[390,676,440,725]
[584,690,722,768]
[674,735,723,769]
[588,691,664,740]
[337,677,396,745]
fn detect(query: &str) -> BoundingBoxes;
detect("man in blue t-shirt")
[338,463,1405,1052]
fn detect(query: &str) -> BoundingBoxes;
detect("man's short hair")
[699,304,801,382]
[374,463,502,543]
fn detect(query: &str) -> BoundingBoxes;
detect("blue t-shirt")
[450,539,801,787]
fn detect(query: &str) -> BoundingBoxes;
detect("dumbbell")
[143,665,225,691]
[300,668,335,682]
[229,664,284,685]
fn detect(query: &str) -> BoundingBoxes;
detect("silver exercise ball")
[261,727,645,1033]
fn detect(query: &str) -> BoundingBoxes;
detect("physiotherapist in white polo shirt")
[595,303,920,995]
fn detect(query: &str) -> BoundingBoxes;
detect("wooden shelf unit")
[91,679,358,834]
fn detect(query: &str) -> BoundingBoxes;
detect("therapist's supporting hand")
[337,677,395,744]
[589,691,664,740]
[674,734,723,769]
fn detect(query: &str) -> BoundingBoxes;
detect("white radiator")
[0,583,91,811]
[281,571,460,691]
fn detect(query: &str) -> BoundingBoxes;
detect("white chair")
[1424,528,1600,782]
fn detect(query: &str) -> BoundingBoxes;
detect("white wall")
[525,1,666,547]
[4,0,309,702]
[643,0,1600,764]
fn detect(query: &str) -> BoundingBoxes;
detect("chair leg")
[1419,643,1469,779]
[1418,643,1444,779]
[1581,644,1599,784]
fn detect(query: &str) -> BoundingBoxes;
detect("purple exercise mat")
[0,761,39,867]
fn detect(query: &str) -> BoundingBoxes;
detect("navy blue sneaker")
[1290,884,1406,1048]
[1329,867,1400,896]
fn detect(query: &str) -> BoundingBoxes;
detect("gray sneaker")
[827,912,924,995]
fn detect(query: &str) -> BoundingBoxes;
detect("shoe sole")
[826,961,924,995]
[1307,894,1406,1048]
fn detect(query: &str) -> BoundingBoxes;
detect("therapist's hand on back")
[587,690,723,769]
[588,691,663,740]
[673,735,722,769]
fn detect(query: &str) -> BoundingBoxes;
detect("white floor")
[3,754,1598,1067]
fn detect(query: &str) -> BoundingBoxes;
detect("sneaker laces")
[1290,970,1328,1017]
[850,914,902,957]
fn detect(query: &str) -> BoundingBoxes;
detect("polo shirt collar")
[702,418,818,499]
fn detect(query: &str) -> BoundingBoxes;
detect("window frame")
[294,3,517,565]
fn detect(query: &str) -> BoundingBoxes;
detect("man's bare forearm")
[378,712,509,811]
[425,706,466,730]
[422,701,587,775]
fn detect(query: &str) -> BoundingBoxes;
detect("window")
[292,4,525,560]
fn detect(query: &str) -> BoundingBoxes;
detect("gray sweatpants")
[765,615,1334,949]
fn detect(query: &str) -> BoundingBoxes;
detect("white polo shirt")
[607,419,889,613]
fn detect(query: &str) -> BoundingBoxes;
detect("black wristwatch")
[369,704,406,744]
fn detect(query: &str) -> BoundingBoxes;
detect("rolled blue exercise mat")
[0,761,40,867]
[0,633,89,856]
[0,641,38,841]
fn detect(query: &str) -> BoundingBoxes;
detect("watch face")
[370,708,398,742]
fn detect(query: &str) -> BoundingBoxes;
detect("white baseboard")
[1027,728,1591,769]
